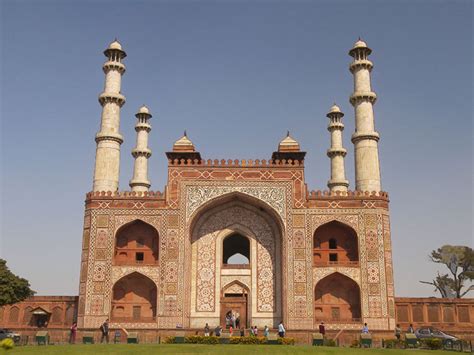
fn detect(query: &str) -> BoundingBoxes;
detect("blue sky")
[1,0,472,297]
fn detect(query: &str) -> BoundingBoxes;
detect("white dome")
[108,40,122,51]
[138,105,150,115]
[329,104,342,113]
[353,39,368,49]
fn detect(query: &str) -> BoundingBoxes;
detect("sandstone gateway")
[1,40,473,343]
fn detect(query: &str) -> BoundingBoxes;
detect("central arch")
[188,193,284,328]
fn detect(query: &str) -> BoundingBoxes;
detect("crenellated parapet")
[168,158,305,167]
[306,189,389,209]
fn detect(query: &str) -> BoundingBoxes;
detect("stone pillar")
[129,106,152,191]
[326,104,349,192]
[349,39,381,192]
[92,40,126,192]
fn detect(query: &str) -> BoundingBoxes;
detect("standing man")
[319,321,326,337]
[100,318,110,343]
[395,324,401,340]
[204,323,210,337]
[407,324,414,333]
[278,321,286,338]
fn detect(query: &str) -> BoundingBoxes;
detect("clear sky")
[1,0,472,297]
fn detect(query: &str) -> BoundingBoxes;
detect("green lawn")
[0,344,459,355]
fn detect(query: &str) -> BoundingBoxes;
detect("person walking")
[253,326,258,336]
[278,321,286,338]
[229,325,233,337]
[204,323,210,336]
[69,322,77,344]
[263,325,269,338]
[395,324,401,340]
[361,323,369,334]
[100,319,110,343]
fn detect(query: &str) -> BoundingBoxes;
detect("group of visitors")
[203,321,286,338]
[394,323,415,340]
[224,310,240,329]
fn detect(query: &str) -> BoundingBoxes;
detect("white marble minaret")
[129,106,152,191]
[327,104,349,192]
[92,40,126,192]
[349,39,381,192]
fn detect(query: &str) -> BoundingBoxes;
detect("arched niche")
[222,233,250,267]
[114,220,159,266]
[314,272,361,322]
[313,220,359,266]
[111,272,157,323]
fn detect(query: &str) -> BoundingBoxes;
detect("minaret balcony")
[349,59,373,73]
[327,122,345,131]
[95,132,124,144]
[98,92,126,107]
[351,131,380,144]
[349,91,377,105]
[102,61,126,74]
[326,148,347,158]
[135,123,151,132]
[132,148,152,158]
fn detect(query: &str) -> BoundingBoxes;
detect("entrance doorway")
[220,293,248,329]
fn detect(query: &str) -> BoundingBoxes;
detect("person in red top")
[319,321,326,337]
[69,322,77,344]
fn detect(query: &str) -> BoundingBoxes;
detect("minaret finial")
[286,130,290,137]
[184,130,187,137]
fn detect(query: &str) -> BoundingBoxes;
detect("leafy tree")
[0,259,35,306]
[420,245,474,298]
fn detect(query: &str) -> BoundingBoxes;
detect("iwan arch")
[77,38,396,332]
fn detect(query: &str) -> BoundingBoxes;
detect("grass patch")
[1,344,459,354]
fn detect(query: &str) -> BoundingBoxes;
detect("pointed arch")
[313,220,358,266]
[314,272,361,322]
[114,219,159,266]
[111,272,157,323]
[221,280,250,297]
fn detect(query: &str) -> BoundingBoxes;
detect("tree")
[420,245,474,298]
[0,259,35,306]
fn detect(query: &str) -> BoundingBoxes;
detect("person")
[362,323,369,334]
[100,318,110,343]
[204,323,210,337]
[253,325,258,336]
[407,324,414,333]
[235,311,240,328]
[319,321,325,337]
[231,313,236,328]
[263,325,269,338]
[69,322,77,344]
[240,328,245,337]
[278,321,285,338]
[225,312,231,328]
[214,325,222,337]
[229,325,233,337]
[395,324,401,340]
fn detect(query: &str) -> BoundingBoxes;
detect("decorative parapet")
[306,190,389,209]
[86,190,165,199]
[168,158,304,167]
[308,190,389,199]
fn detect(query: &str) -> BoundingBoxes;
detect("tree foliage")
[0,259,35,306]
[420,245,474,298]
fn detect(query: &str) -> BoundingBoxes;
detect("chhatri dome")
[108,39,123,51]
[352,38,368,49]
[328,103,342,113]
[278,132,300,152]
[173,131,196,152]
[137,105,151,115]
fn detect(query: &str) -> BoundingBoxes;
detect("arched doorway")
[114,220,159,266]
[220,281,249,329]
[189,194,284,328]
[313,221,358,266]
[314,273,361,322]
[111,272,157,323]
